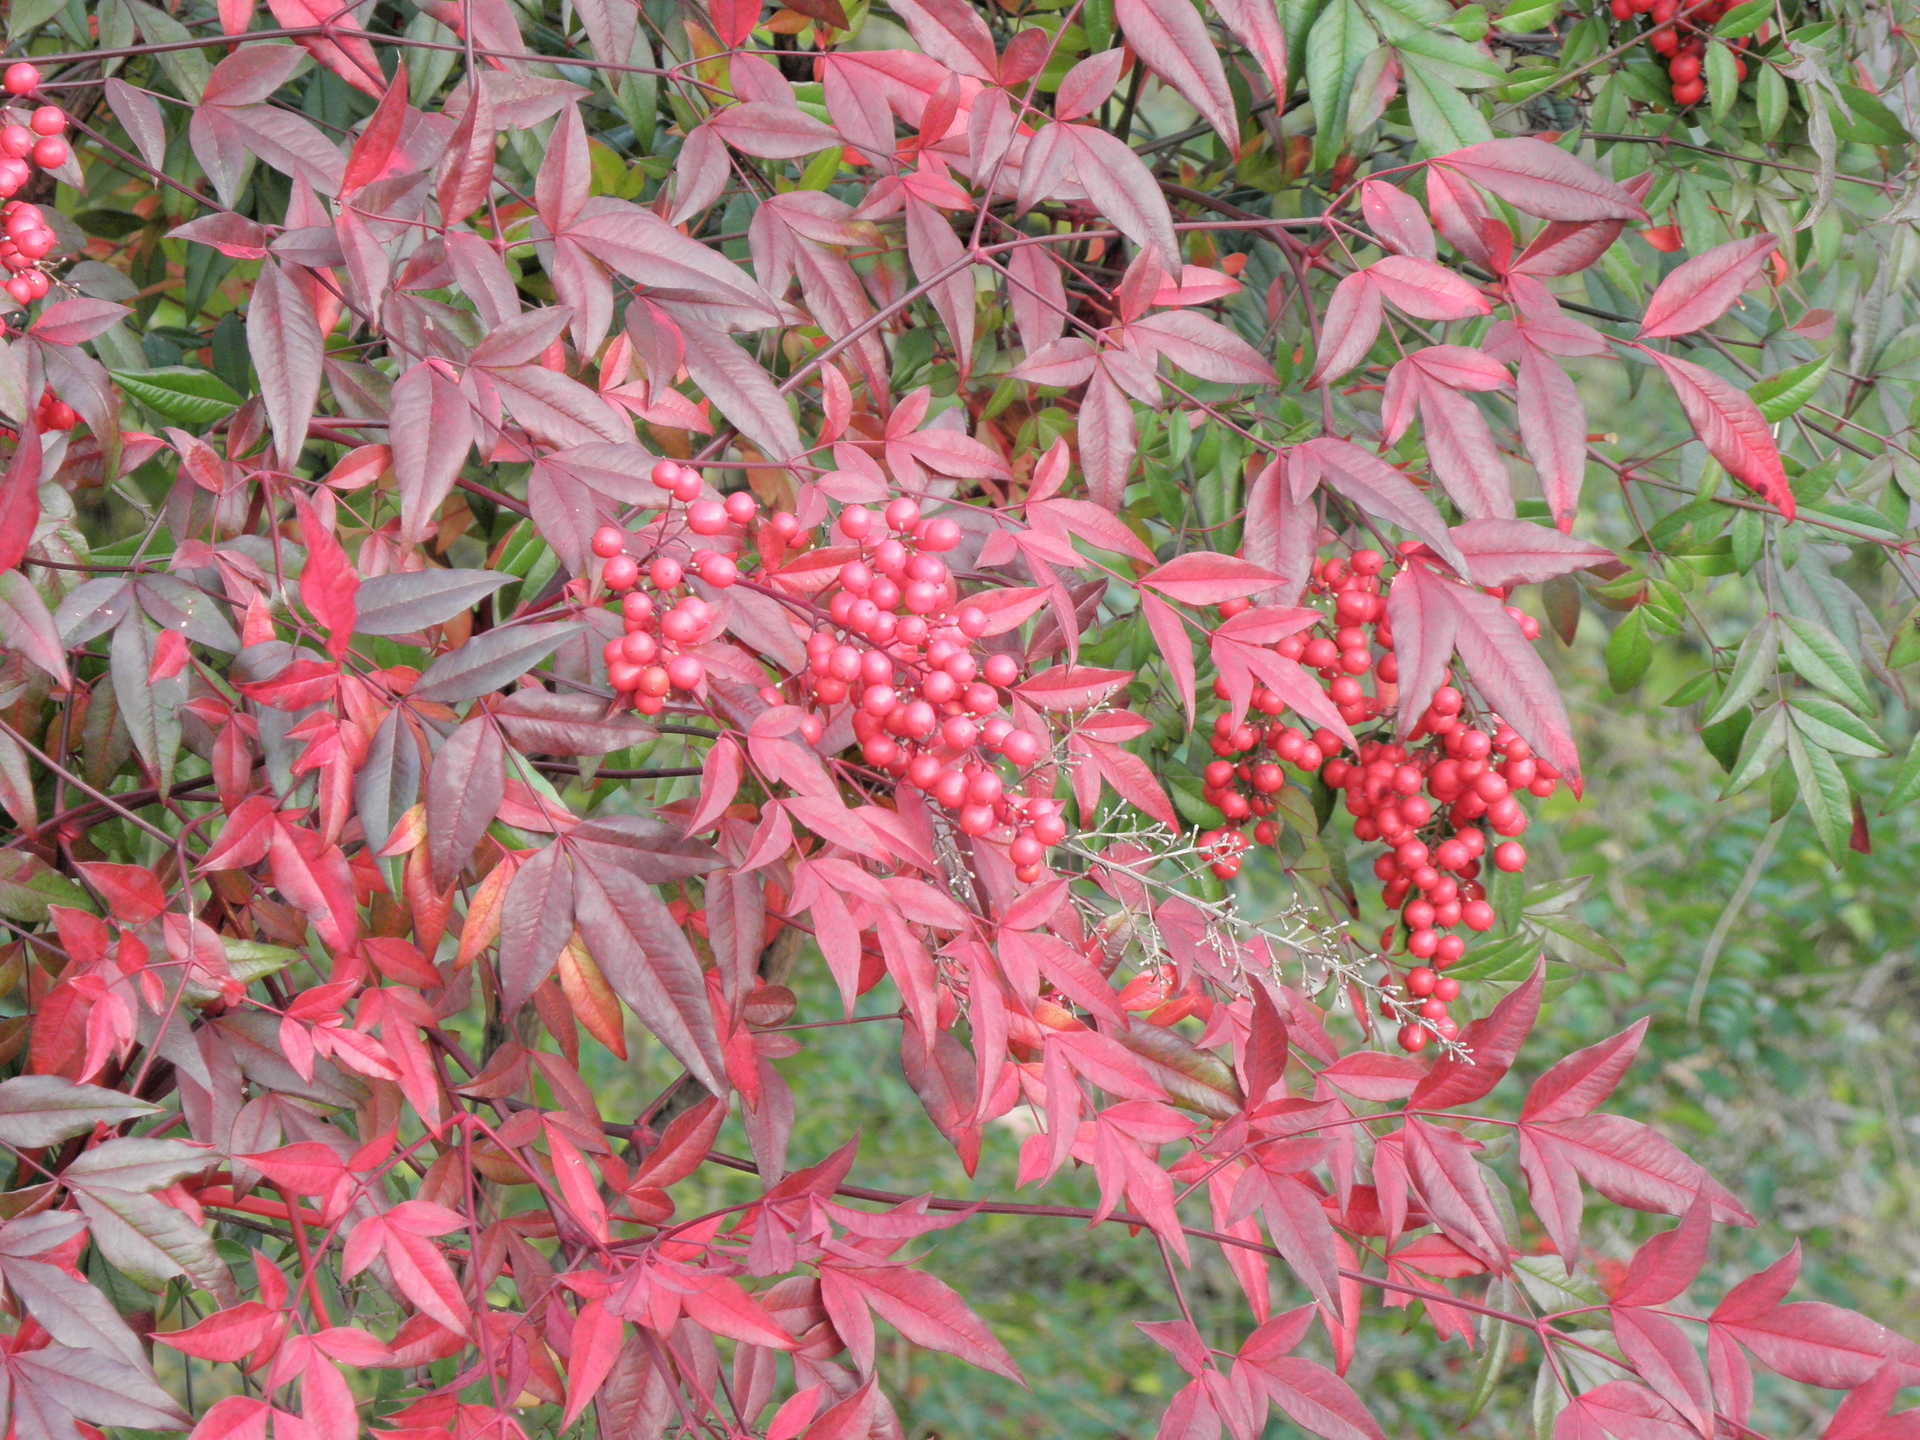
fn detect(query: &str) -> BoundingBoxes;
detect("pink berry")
[650,557,683,588]
[29,107,64,137]
[724,491,757,525]
[590,526,625,558]
[601,555,639,591]
[0,127,30,159]
[3,64,39,96]
[30,136,67,169]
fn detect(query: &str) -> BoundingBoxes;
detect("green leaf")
[1788,695,1887,758]
[1748,354,1830,422]
[1465,1278,1517,1422]
[1730,507,1765,572]
[0,1076,160,1149]
[0,851,90,922]
[1403,65,1495,152]
[1722,703,1787,797]
[1779,613,1875,714]
[1606,609,1652,693]
[109,366,243,427]
[1307,0,1370,168]
[7,0,65,42]
[1756,60,1787,139]
[1704,620,1778,726]
[1713,0,1769,35]
[1881,731,1920,813]
[1496,0,1557,32]
[1706,41,1737,126]
[1786,726,1851,864]
[1888,605,1920,669]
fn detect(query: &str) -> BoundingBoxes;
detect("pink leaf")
[1140,593,1196,725]
[1367,256,1492,322]
[1613,1197,1713,1308]
[1116,0,1238,149]
[1522,1017,1649,1123]
[1362,179,1436,261]
[1516,347,1590,531]
[1437,139,1648,222]
[1449,517,1615,587]
[1142,552,1287,606]
[828,1263,1024,1382]
[1612,1308,1715,1438]
[1408,958,1541,1110]
[1307,272,1382,388]
[1639,235,1779,340]
[1645,350,1793,520]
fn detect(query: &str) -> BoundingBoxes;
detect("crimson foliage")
[0,0,1912,1435]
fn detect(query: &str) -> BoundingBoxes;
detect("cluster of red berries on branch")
[590,461,751,711]
[1194,548,1563,1052]
[0,65,71,306]
[593,471,1061,881]
[1605,0,1753,107]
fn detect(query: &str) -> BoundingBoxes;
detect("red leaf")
[1213,0,1288,110]
[1567,1381,1695,1440]
[1402,1118,1508,1271]
[341,67,409,193]
[1438,578,1583,791]
[1613,1195,1712,1307]
[1522,1017,1648,1123]
[190,1397,269,1440]
[1367,256,1492,322]
[155,1302,279,1363]
[1062,124,1181,269]
[1362,179,1436,261]
[1436,140,1647,222]
[709,0,760,44]
[1450,517,1614,587]
[1528,1113,1753,1225]
[1294,439,1471,577]
[74,862,167,925]
[825,1263,1023,1382]
[1612,1308,1714,1438]
[685,736,743,834]
[1142,553,1287,606]
[1252,1356,1385,1440]
[1639,235,1779,340]
[1015,666,1134,710]
[0,428,43,575]
[560,1298,623,1429]
[1307,272,1382,388]
[1715,1301,1918,1390]
[248,263,325,467]
[1514,348,1591,532]
[296,504,359,660]
[1408,958,1541,1110]
[1645,350,1793,520]
[1115,0,1238,150]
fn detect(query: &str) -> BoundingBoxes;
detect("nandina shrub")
[0,0,1913,1434]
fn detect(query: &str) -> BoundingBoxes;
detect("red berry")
[1493,841,1527,873]
[1406,966,1438,998]
[1671,76,1704,104]
[1461,899,1496,933]
[602,554,639,591]
[1668,53,1701,82]
[2,64,39,96]
[590,526,625,558]
[29,136,66,169]
[29,107,64,137]
[1398,1024,1429,1053]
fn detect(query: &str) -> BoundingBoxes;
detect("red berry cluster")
[33,385,75,430]
[592,478,1060,879]
[1605,0,1751,107]
[0,199,57,306]
[591,460,750,712]
[803,502,1064,880]
[1193,549,1563,1051]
